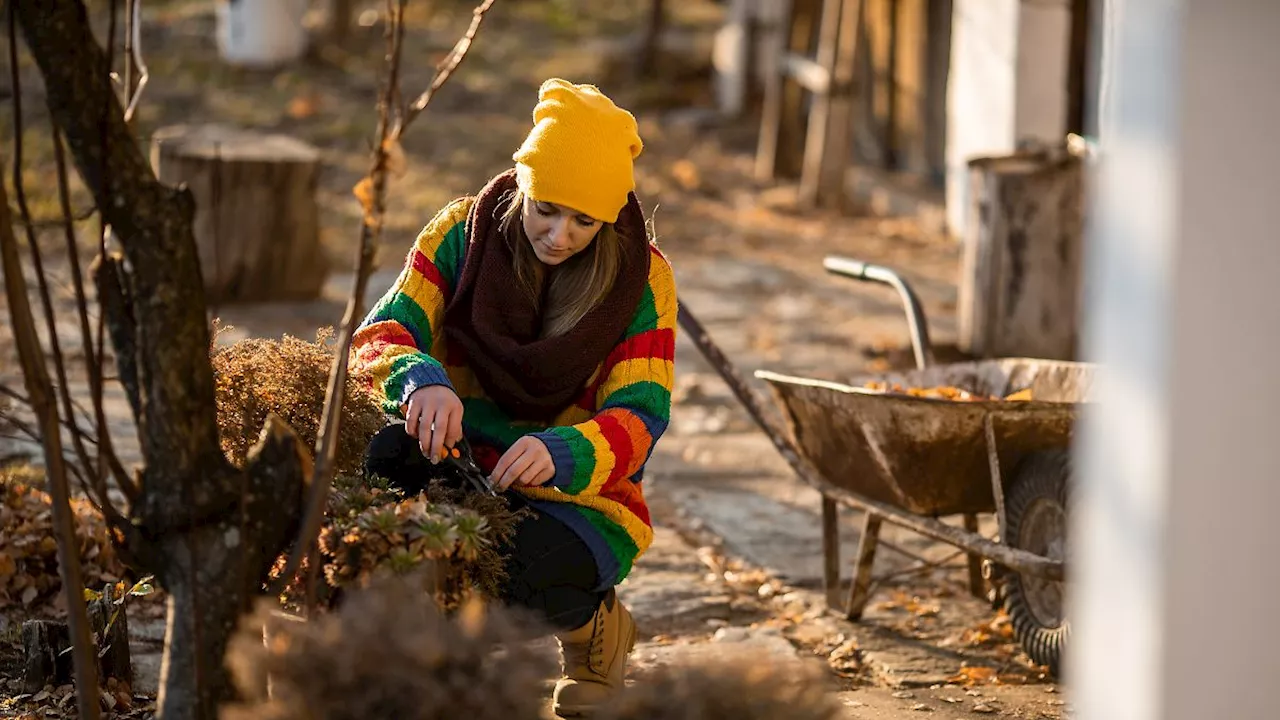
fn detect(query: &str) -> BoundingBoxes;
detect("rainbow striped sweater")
[350,196,677,590]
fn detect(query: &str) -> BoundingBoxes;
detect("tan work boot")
[552,589,637,717]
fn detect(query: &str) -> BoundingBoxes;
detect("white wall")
[1071,1,1280,718]
[945,0,1073,238]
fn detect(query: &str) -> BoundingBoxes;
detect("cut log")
[150,124,328,304]
[22,619,70,693]
[87,583,132,688]
[957,146,1085,360]
[21,584,134,692]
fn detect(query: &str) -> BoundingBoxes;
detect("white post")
[1071,2,1280,719]
[944,0,1073,239]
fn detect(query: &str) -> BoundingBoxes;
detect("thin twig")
[5,204,97,228]
[8,7,105,507]
[54,127,136,503]
[2,384,106,449]
[0,40,101,720]
[121,0,149,123]
[272,0,413,604]
[99,0,123,494]
[394,0,496,139]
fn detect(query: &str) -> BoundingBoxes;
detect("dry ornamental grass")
[210,328,387,476]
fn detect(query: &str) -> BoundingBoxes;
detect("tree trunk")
[151,123,328,304]
[13,2,311,718]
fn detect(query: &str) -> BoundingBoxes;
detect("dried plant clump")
[224,576,555,720]
[0,464,126,609]
[600,656,843,720]
[270,474,525,612]
[211,328,386,475]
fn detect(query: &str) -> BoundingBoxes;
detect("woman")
[351,78,676,717]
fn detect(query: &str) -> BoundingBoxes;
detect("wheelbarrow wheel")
[1002,449,1071,678]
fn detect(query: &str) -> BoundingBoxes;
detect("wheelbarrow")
[676,255,1095,676]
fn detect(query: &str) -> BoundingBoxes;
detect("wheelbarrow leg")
[846,512,883,621]
[964,513,986,599]
[822,496,841,609]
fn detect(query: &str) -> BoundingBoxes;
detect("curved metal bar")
[822,255,934,370]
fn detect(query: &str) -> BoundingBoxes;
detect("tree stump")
[957,145,1085,360]
[150,124,329,304]
[87,583,133,688]
[21,584,134,692]
[21,620,70,693]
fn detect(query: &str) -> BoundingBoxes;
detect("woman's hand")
[402,386,464,463]
[491,436,555,490]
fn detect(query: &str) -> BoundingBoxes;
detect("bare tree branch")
[14,0,229,505]
[53,127,137,502]
[0,122,102,720]
[1,382,115,452]
[119,0,149,123]
[395,0,496,139]
[7,8,109,516]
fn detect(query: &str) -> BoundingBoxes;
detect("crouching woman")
[349,78,677,717]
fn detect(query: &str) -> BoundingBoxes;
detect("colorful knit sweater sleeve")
[351,197,474,415]
[530,246,678,496]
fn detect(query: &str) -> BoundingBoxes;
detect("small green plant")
[270,474,525,613]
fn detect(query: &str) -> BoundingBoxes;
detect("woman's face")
[521,197,603,266]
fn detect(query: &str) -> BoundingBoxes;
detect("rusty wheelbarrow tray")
[676,255,1094,676]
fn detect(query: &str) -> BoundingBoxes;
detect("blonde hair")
[498,189,624,338]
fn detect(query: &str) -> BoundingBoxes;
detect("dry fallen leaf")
[382,137,408,178]
[910,703,932,712]
[893,691,916,699]
[973,703,997,714]
[287,92,321,119]
[948,666,998,686]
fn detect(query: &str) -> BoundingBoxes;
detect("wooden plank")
[799,0,863,208]
[866,0,895,165]
[924,0,953,181]
[756,0,822,180]
[1067,0,1092,134]
[891,0,930,175]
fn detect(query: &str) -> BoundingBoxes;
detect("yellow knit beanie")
[512,78,643,224]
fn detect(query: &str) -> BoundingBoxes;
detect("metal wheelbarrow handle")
[822,255,935,371]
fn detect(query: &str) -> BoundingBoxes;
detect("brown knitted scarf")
[442,169,652,422]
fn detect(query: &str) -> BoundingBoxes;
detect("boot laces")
[587,613,606,674]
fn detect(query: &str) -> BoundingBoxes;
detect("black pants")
[363,424,606,631]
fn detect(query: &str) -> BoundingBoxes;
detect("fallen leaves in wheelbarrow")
[861,382,1036,403]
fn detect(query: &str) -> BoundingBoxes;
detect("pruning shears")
[441,435,498,497]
